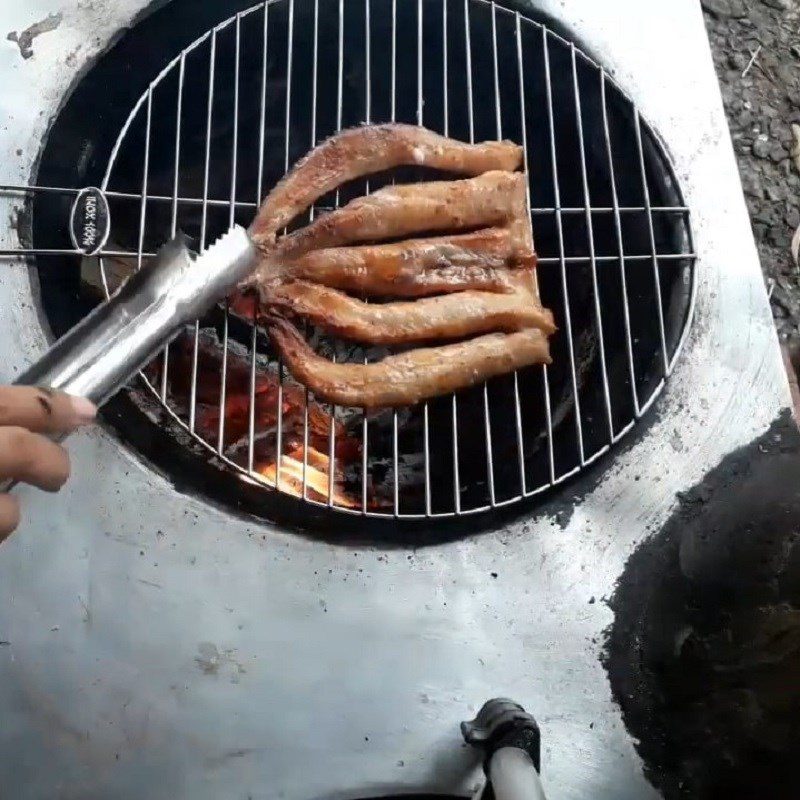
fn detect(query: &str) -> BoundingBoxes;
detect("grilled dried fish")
[273,171,527,258]
[252,228,532,298]
[262,279,555,344]
[265,316,552,408]
[250,123,522,242]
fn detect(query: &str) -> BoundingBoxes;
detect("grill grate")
[90,0,695,521]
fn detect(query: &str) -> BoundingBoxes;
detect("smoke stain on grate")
[603,409,800,799]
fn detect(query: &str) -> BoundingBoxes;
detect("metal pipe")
[488,747,548,800]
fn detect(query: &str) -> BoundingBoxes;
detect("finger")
[0,427,70,491]
[0,386,96,435]
[0,494,21,540]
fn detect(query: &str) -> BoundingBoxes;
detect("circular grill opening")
[29,0,694,538]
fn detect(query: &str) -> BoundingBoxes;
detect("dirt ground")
[703,0,800,350]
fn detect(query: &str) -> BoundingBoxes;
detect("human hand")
[0,387,96,538]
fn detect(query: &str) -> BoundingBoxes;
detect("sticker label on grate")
[69,187,110,256]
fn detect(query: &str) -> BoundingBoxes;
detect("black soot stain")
[6,12,63,60]
[603,410,800,799]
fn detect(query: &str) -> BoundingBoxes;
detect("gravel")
[703,0,800,344]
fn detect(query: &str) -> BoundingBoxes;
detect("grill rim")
[98,0,697,522]
[23,0,696,532]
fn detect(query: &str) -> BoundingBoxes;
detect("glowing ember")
[151,331,364,509]
[256,447,359,508]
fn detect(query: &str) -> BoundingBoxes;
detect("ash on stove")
[603,411,800,799]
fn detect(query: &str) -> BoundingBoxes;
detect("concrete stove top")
[0,1,789,798]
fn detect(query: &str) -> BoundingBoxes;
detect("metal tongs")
[0,226,258,496]
[14,225,257,404]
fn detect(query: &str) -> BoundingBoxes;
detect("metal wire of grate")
[93,0,696,521]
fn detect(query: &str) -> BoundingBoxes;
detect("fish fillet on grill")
[251,228,533,298]
[262,279,555,344]
[250,123,522,242]
[273,171,528,258]
[265,316,552,408]
[243,123,554,409]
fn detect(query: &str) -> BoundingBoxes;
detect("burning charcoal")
[152,329,362,490]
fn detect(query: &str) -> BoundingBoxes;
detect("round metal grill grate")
[95,0,695,522]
